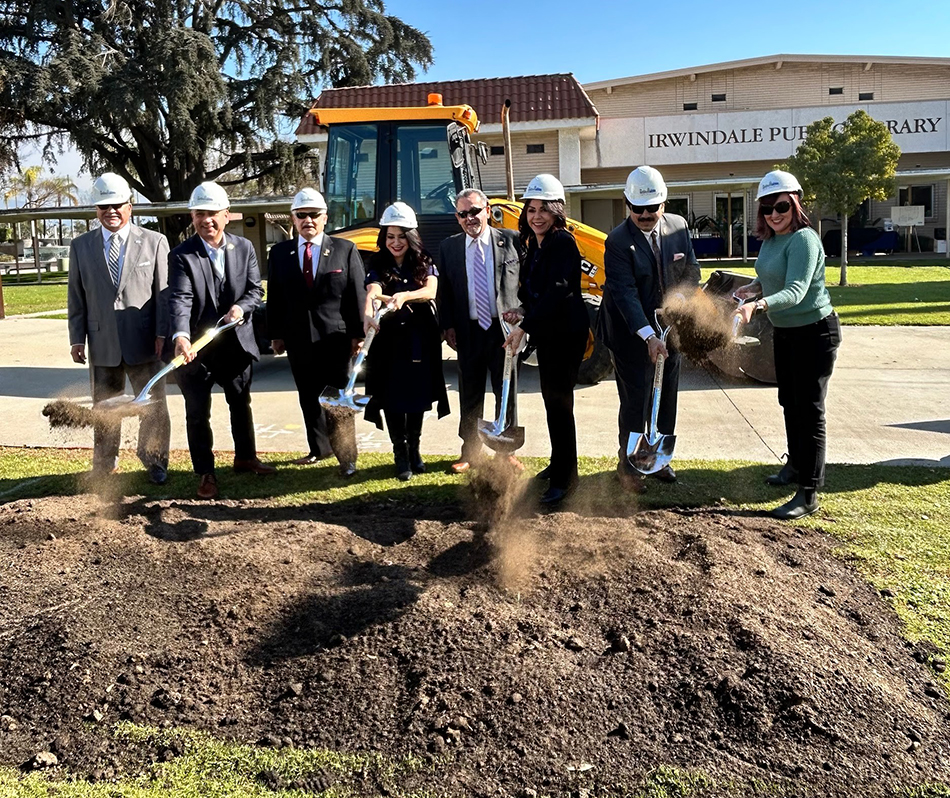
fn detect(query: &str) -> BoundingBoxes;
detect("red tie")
[303,242,314,289]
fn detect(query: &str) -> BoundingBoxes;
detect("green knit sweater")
[751,227,833,328]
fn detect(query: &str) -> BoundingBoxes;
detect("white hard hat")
[188,181,230,211]
[291,187,327,211]
[92,173,132,206]
[522,174,565,202]
[624,166,668,207]
[756,170,803,200]
[379,202,418,229]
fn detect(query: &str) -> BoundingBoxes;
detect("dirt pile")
[1,493,948,797]
[43,398,150,430]
[662,290,733,363]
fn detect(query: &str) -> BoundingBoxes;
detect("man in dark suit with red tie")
[168,181,277,500]
[267,188,366,476]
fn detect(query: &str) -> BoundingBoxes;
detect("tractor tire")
[576,294,613,385]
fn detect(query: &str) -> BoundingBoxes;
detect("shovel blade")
[318,387,370,412]
[477,419,525,453]
[626,431,676,475]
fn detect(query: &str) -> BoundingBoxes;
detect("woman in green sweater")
[735,170,841,520]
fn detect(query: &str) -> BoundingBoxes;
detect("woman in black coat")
[503,175,589,505]
[363,203,449,480]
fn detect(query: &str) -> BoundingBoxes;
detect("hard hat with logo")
[92,173,132,206]
[756,170,803,200]
[379,201,418,229]
[624,165,668,207]
[291,187,327,211]
[188,181,230,211]
[522,174,565,202]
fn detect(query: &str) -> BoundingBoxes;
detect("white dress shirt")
[464,227,497,322]
[637,220,662,342]
[101,223,131,283]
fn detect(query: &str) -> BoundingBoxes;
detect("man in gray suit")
[599,165,700,489]
[438,188,522,473]
[67,172,171,484]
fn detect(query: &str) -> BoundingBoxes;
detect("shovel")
[627,317,675,475]
[97,316,245,411]
[731,298,761,347]
[477,322,525,453]
[319,302,392,412]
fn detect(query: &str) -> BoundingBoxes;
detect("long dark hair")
[755,192,812,240]
[372,225,433,286]
[518,199,568,247]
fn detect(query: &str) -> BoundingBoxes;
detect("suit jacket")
[599,212,700,350]
[167,233,263,359]
[266,234,366,348]
[437,227,521,353]
[67,223,170,367]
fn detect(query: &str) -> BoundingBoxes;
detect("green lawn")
[1,282,68,315]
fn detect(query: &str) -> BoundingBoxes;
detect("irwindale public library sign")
[595,100,949,167]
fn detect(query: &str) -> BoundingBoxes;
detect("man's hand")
[225,305,244,323]
[271,338,286,355]
[175,336,196,363]
[70,344,86,364]
[444,328,457,351]
[350,338,363,357]
[647,335,668,364]
[502,307,524,325]
[154,336,165,358]
[504,326,527,352]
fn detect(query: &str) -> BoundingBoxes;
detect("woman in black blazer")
[503,175,589,505]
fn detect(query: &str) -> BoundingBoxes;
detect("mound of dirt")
[661,291,733,363]
[1,492,948,796]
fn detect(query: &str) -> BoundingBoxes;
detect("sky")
[16,0,950,196]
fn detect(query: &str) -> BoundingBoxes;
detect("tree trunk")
[839,213,849,286]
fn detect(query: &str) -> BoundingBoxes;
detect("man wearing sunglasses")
[67,172,171,485]
[267,188,366,476]
[599,165,700,490]
[438,188,522,473]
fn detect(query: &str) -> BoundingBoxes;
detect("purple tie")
[472,241,492,331]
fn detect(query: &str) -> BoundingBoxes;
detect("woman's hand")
[363,313,379,336]
[733,283,760,301]
[502,307,524,325]
[735,301,757,326]
[391,291,410,311]
[503,325,526,352]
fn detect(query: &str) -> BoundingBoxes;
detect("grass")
[1,282,69,316]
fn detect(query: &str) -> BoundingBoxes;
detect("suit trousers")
[611,342,682,472]
[456,319,507,461]
[535,330,587,489]
[773,313,841,490]
[91,361,171,471]
[287,334,356,465]
[176,345,256,475]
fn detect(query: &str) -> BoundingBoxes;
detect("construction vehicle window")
[325,124,378,232]
[396,125,456,215]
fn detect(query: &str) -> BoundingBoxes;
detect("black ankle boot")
[772,489,819,520]
[406,437,426,474]
[393,442,412,482]
[766,460,799,486]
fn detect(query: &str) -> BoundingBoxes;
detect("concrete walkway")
[1,317,948,468]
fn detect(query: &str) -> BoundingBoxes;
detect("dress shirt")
[297,232,325,280]
[101,224,131,284]
[200,234,228,282]
[637,220,662,342]
[464,228,497,322]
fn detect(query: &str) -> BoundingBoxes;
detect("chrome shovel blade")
[477,419,526,453]
[626,431,677,475]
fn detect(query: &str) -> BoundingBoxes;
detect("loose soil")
[1,480,949,797]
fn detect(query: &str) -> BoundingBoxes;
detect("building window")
[526,143,545,154]
[665,196,690,221]
[859,91,874,101]
[829,87,844,95]
[683,102,698,111]
[490,145,505,156]
[711,93,726,102]
[899,185,934,219]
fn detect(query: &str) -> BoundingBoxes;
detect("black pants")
[536,330,587,489]
[773,313,841,490]
[457,319,507,461]
[384,410,424,446]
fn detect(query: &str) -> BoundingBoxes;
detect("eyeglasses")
[456,206,485,219]
[633,204,661,215]
[760,201,792,216]
[96,203,129,211]
[294,211,325,220]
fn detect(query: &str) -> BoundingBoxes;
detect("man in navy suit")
[168,181,276,499]
[267,188,366,476]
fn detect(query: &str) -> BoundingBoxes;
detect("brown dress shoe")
[651,465,677,483]
[448,460,471,474]
[197,473,218,500]
[290,454,321,466]
[500,454,525,472]
[233,457,277,475]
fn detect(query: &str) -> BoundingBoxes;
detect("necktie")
[472,240,492,331]
[303,242,314,290]
[651,230,665,294]
[108,233,121,287]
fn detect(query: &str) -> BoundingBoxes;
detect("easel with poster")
[891,205,925,252]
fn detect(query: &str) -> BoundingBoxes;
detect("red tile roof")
[295,74,598,136]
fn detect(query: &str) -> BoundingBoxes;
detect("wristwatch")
[752,299,767,316]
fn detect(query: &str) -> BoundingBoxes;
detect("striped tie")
[108,233,121,287]
[472,240,492,331]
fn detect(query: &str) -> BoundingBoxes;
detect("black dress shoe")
[651,465,676,483]
[535,464,552,480]
[148,464,168,485]
[339,462,357,478]
[766,462,798,486]
[291,454,321,466]
[772,490,819,520]
[540,478,578,506]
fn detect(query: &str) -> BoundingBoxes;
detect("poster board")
[891,205,925,227]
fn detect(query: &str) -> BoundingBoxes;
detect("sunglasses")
[633,204,661,215]
[760,201,792,215]
[456,206,485,219]
[294,211,325,220]
[96,203,129,211]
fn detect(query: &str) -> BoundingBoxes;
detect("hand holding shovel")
[627,314,676,475]
[321,301,393,412]
[477,320,525,453]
